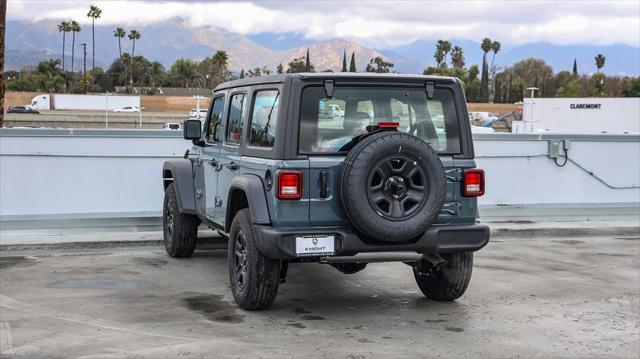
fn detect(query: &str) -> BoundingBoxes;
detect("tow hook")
[415,253,446,277]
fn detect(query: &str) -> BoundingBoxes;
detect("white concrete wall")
[517,97,640,134]
[1,129,638,224]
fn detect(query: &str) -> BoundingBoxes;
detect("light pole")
[193,95,205,119]
[104,92,112,128]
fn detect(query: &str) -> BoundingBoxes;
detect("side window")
[249,90,279,148]
[226,93,246,145]
[205,96,225,143]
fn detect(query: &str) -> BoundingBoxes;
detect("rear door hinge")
[441,202,462,215]
[445,168,463,181]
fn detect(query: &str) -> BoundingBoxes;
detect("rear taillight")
[462,169,485,197]
[277,171,302,200]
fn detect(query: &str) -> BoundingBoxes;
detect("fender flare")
[225,174,271,231]
[162,160,196,215]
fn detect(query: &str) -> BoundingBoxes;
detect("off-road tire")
[413,252,473,301]
[228,209,280,310]
[341,132,446,242]
[163,183,199,258]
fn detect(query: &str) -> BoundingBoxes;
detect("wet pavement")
[0,234,638,358]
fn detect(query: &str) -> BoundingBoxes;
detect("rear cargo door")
[308,156,350,227]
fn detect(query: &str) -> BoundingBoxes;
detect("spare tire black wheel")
[341,132,446,242]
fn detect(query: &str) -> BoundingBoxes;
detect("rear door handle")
[226,162,240,171]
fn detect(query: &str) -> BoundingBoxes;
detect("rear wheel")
[163,183,199,258]
[228,209,280,310]
[413,252,473,301]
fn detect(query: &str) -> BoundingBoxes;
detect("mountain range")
[6,18,639,76]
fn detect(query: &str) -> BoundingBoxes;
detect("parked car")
[6,106,39,114]
[162,73,488,310]
[189,108,208,118]
[318,103,345,120]
[163,122,181,130]
[113,106,141,113]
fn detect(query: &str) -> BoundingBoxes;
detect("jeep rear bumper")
[253,223,490,260]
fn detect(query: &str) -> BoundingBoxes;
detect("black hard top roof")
[213,73,457,91]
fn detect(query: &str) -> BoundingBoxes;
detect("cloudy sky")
[7,0,640,48]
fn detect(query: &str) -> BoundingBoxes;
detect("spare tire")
[341,131,446,243]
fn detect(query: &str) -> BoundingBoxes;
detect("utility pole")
[80,43,87,94]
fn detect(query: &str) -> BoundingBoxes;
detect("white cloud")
[7,0,640,47]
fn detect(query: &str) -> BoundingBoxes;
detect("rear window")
[299,86,460,154]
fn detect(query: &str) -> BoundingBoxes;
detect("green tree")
[451,46,465,68]
[128,30,141,57]
[441,40,451,65]
[572,58,578,76]
[57,21,71,71]
[170,58,199,87]
[248,66,270,77]
[341,49,347,72]
[434,39,448,67]
[114,27,126,58]
[595,54,605,73]
[590,73,606,96]
[70,21,80,72]
[197,51,229,89]
[286,57,307,73]
[622,77,640,97]
[479,37,492,102]
[86,5,102,71]
[490,41,501,70]
[276,63,284,74]
[365,56,394,73]
[304,48,314,72]
[349,52,356,72]
[239,69,245,79]
[212,50,229,68]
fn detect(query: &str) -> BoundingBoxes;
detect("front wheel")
[228,209,281,310]
[163,183,199,258]
[413,252,473,301]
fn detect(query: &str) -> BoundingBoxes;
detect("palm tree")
[441,40,452,65]
[212,50,229,69]
[595,54,606,73]
[490,41,501,70]
[451,46,465,68]
[114,27,126,58]
[128,30,141,57]
[70,21,81,72]
[87,5,102,71]
[57,21,71,71]
[480,38,493,102]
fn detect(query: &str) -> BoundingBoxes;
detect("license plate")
[295,235,335,257]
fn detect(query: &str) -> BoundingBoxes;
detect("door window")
[205,96,225,143]
[249,90,279,148]
[226,93,246,145]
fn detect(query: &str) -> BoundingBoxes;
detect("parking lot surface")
[0,234,638,358]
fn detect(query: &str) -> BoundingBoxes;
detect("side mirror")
[183,119,202,140]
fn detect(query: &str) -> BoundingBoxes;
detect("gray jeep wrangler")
[162,73,489,310]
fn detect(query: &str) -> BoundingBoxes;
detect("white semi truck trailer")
[26,94,140,111]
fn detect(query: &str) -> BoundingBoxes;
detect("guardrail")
[1,128,638,235]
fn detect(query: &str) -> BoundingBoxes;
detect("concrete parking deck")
[0,234,639,358]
